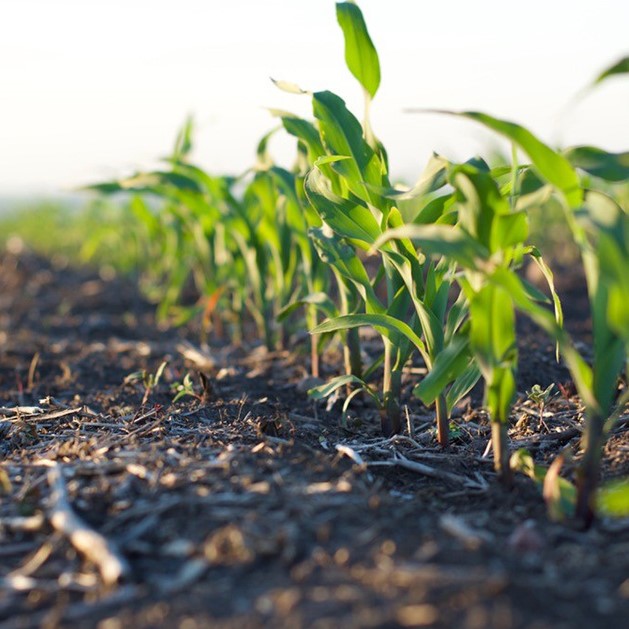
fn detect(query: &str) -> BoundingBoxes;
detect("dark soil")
[1,247,628,629]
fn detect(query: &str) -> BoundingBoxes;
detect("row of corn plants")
[87,2,629,526]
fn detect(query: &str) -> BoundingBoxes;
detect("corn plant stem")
[379,256,403,436]
[382,338,392,420]
[435,394,449,447]
[346,328,363,378]
[603,386,629,435]
[380,338,402,436]
[308,305,320,378]
[559,196,612,525]
[257,304,275,350]
[233,293,244,346]
[491,422,512,487]
[336,271,363,378]
[311,335,320,378]
[244,295,265,344]
[276,317,285,351]
[575,412,605,527]
[264,302,276,351]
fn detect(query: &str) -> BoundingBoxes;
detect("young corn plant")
[88,118,327,350]
[271,105,366,382]
[85,119,236,325]
[435,109,629,523]
[276,2,478,439]
[271,3,392,424]
[373,156,562,485]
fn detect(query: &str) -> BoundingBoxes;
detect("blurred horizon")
[2,0,629,198]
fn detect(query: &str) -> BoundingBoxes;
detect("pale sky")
[2,0,628,196]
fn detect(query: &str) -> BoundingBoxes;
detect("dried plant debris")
[1,249,629,628]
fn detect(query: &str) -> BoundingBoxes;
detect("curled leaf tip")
[271,78,309,95]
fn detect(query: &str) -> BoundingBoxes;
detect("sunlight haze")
[2,0,628,195]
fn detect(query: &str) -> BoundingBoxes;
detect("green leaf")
[277,292,337,322]
[514,176,553,213]
[389,254,443,355]
[511,450,576,521]
[424,110,583,208]
[372,224,489,268]
[336,2,380,99]
[596,265,629,339]
[127,171,204,193]
[129,195,160,236]
[491,211,528,252]
[448,163,516,254]
[446,362,481,414]
[365,154,450,222]
[308,374,380,407]
[465,284,518,423]
[312,313,427,356]
[255,127,280,169]
[468,284,516,375]
[309,226,383,311]
[414,195,454,226]
[385,206,421,260]
[510,449,546,483]
[444,292,469,342]
[305,168,382,247]
[170,115,194,162]
[565,146,629,182]
[592,56,629,85]
[597,478,629,517]
[274,112,327,162]
[487,267,597,410]
[413,335,472,405]
[83,170,202,196]
[369,153,449,203]
[485,367,516,425]
[312,90,383,197]
[314,155,352,167]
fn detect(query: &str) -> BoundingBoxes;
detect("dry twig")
[46,463,129,585]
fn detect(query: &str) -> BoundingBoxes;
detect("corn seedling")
[525,384,556,431]
[171,373,198,403]
[123,361,168,406]
[279,3,478,440]
[373,152,563,485]
[78,2,629,524]
[440,108,629,522]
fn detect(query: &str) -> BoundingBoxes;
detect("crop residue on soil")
[1,249,628,629]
